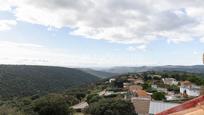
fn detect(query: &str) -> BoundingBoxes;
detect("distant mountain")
[79,68,116,78]
[103,65,204,74]
[0,65,99,98]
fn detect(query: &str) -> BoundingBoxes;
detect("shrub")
[33,94,70,115]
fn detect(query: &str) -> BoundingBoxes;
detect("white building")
[180,81,200,97]
[180,85,200,97]
[109,78,116,83]
[162,78,178,85]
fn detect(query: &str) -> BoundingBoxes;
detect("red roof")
[156,95,204,115]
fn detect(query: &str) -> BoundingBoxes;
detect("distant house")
[157,87,168,93]
[180,81,200,97]
[162,78,178,85]
[152,75,162,78]
[128,78,136,82]
[123,82,132,88]
[134,78,144,85]
[129,85,143,91]
[152,84,168,93]
[71,101,89,112]
[109,78,116,83]
[129,85,151,98]
[151,84,158,89]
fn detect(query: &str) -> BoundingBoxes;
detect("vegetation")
[167,84,180,93]
[142,71,204,86]
[1,68,204,115]
[86,93,102,104]
[152,92,166,101]
[0,105,25,115]
[85,98,136,115]
[33,94,71,115]
[0,65,99,98]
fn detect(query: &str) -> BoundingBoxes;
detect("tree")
[85,99,136,115]
[152,92,166,101]
[33,94,71,115]
[167,85,180,93]
[86,94,102,104]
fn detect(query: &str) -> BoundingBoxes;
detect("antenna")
[203,53,204,64]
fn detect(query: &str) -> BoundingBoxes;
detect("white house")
[109,78,116,83]
[162,78,178,85]
[151,84,168,93]
[180,81,200,97]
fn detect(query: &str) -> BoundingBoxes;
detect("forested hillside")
[0,65,99,98]
[79,68,116,78]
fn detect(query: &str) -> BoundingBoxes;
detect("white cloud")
[2,0,204,44]
[0,0,12,11]
[127,45,147,52]
[0,20,16,31]
[0,41,154,67]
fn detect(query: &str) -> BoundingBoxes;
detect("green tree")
[33,94,71,115]
[152,92,166,101]
[85,99,136,115]
[86,94,102,104]
[167,85,180,93]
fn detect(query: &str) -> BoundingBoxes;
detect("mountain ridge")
[0,65,99,98]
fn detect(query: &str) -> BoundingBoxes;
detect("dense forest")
[0,65,99,98]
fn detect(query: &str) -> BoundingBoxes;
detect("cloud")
[0,20,16,31]
[3,0,204,44]
[127,45,147,52]
[0,0,12,11]
[1,41,153,67]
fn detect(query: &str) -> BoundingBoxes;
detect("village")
[71,72,204,115]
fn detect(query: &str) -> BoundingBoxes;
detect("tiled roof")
[156,95,204,115]
[136,89,148,97]
[170,104,204,115]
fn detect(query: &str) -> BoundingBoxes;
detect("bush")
[0,105,25,115]
[33,94,71,115]
[86,94,102,104]
[85,98,136,115]
[152,92,166,101]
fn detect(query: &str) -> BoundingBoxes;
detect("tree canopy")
[86,98,136,115]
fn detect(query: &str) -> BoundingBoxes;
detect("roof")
[170,104,204,115]
[181,80,192,86]
[156,95,204,115]
[71,102,89,110]
[136,89,149,97]
[129,85,143,91]
[149,101,179,114]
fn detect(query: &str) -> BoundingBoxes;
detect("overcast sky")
[0,0,204,67]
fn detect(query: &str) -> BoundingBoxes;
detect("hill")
[79,68,116,78]
[0,65,99,98]
[103,65,204,74]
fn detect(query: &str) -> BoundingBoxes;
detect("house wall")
[180,87,200,97]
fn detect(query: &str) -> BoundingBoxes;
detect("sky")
[0,0,204,67]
